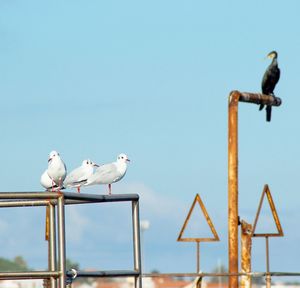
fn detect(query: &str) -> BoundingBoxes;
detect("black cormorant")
[259,51,280,122]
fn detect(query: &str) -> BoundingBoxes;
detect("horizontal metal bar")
[66,270,140,279]
[0,198,140,207]
[230,91,282,107]
[252,233,283,237]
[1,270,299,281]
[142,272,300,278]
[0,271,60,280]
[178,238,219,242]
[0,192,61,200]
[63,192,139,203]
[0,200,50,208]
[0,192,139,204]
[66,270,300,280]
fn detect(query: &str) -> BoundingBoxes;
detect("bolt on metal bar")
[57,195,66,288]
[132,200,143,288]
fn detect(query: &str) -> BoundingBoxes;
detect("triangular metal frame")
[252,184,284,237]
[177,194,220,242]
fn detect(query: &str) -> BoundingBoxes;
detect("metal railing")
[0,192,142,288]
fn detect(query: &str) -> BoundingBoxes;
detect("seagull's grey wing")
[95,163,118,178]
[87,163,119,185]
[64,166,85,186]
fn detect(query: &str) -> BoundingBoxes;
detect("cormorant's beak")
[48,158,52,163]
[126,159,131,162]
[93,163,100,167]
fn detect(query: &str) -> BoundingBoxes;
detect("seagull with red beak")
[85,153,130,195]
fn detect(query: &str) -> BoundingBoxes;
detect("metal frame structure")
[0,90,292,288]
[0,192,142,288]
[252,184,283,237]
[177,193,220,272]
[177,194,220,242]
[228,91,282,288]
[251,184,284,288]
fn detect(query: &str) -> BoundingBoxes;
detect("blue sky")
[0,0,300,279]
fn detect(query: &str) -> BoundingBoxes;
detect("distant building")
[0,279,43,288]
[0,277,299,288]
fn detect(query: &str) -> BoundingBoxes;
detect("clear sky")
[0,0,300,279]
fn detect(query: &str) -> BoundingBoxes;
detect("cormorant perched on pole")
[259,51,280,122]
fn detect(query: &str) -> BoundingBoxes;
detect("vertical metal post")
[132,200,142,288]
[49,203,57,288]
[266,236,270,272]
[265,236,271,288]
[57,195,66,288]
[196,242,200,273]
[228,91,240,288]
[240,220,252,288]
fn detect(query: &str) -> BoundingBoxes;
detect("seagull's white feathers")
[47,150,67,185]
[85,153,130,186]
[64,159,98,188]
[40,169,63,191]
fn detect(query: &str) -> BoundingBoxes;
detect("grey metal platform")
[0,191,143,288]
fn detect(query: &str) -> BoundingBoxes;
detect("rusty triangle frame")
[177,194,220,242]
[252,184,284,237]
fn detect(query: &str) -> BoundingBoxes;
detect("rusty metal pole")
[265,236,271,288]
[228,91,282,288]
[228,91,281,288]
[228,91,240,288]
[240,220,252,288]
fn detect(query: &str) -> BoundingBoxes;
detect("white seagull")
[40,169,63,191]
[47,150,67,189]
[85,153,130,195]
[64,159,99,193]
